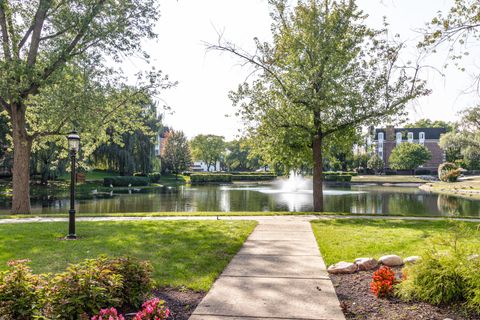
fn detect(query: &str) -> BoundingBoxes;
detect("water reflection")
[0,183,479,216]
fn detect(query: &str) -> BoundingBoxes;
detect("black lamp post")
[67,130,80,240]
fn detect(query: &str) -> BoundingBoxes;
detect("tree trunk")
[11,105,32,214]
[312,134,324,212]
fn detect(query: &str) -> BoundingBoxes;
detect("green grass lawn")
[312,219,480,266]
[0,220,256,291]
[352,175,426,183]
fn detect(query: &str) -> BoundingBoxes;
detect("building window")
[378,132,384,142]
[408,132,414,143]
[396,132,402,145]
[378,149,383,159]
[419,132,425,144]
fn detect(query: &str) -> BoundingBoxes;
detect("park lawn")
[311,219,480,266]
[352,175,425,183]
[0,220,257,291]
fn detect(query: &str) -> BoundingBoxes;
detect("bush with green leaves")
[103,176,149,187]
[389,143,431,171]
[367,154,385,173]
[0,260,44,320]
[106,257,155,308]
[147,172,161,183]
[45,258,123,319]
[397,222,480,312]
[438,162,461,182]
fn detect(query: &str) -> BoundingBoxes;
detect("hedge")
[231,174,276,181]
[103,176,149,187]
[190,174,232,183]
[323,171,358,176]
[323,175,352,182]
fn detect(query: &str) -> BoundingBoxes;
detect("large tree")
[209,0,428,211]
[190,134,225,172]
[0,0,170,213]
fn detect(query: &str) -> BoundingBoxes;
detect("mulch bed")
[331,267,478,320]
[153,287,205,320]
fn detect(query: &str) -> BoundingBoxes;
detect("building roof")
[374,127,446,140]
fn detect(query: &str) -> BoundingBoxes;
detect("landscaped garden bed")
[0,220,257,319]
[331,267,476,319]
[312,219,480,319]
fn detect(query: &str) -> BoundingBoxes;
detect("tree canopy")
[210,0,428,211]
[190,134,225,171]
[161,130,192,176]
[0,0,172,213]
[388,143,431,171]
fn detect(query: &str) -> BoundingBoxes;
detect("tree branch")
[27,0,51,66]
[0,2,11,60]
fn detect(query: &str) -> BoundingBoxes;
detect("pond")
[0,180,479,216]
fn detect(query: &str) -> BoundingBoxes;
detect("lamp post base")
[67,209,76,240]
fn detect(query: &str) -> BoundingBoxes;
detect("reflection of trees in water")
[387,193,428,215]
[437,194,480,216]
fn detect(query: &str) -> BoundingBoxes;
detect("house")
[191,160,221,172]
[372,125,446,172]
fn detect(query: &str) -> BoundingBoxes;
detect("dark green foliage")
[103,176,149,187]
[161,130,192,175]
[323,175,352,182]
[0,260,43,320]
[190,174,232,184]
[231,174,276,181]
[148,172,161,183]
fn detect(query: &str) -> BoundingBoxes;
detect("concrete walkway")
[189,220,345,320]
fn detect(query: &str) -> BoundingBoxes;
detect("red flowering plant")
[91,307,125,320]
[370,266,398,298]
[134,298,170,320]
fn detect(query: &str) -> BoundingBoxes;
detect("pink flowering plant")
[135,298,170,320]
[91,307,125,320]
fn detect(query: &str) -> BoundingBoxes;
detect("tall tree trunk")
[11,105,32,214]
[312,134,324,212]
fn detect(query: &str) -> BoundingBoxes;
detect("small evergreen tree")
[389,143,431,172]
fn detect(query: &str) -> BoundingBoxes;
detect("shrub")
[91,307,125,320]
[106,257,154,308]
[438,162,461,182]
[231,174,276,181]
[147,172,161,183]
[103,176,149,187]
[134,298,170,320]
[323,174,352,182]
[45,258,123,319]
[370,266,397,298]
[0,260,43,320]
[190,173,232,183]
[397,222,480,311]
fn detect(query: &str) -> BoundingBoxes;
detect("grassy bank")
[0,220,256,291]
[351,175,426,183]
[311,219,480,266]
[420,176,480,200]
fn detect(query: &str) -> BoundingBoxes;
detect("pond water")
[0,180,479,216]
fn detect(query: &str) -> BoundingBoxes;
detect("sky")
[122,0,480,140]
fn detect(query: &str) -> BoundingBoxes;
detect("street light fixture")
[67,130,80,240]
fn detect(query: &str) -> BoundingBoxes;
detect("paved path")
[1,214,480,224]
[189,220,345,320]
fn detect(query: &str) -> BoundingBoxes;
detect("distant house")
[371,125,446,172]
[191,161,221,172]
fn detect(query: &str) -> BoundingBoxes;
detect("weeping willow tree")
[92,101,162,175]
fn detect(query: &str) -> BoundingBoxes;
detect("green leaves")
[388,142,432,171]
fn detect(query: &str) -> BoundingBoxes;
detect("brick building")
[372,126,446,172]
